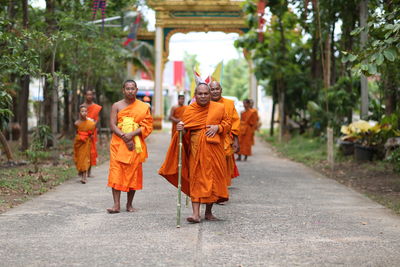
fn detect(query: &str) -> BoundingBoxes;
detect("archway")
[147,0,256,128]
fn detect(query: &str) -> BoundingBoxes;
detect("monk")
[209,81,240,186]
[249,99,260,146]
[237,99,259,161]
[169,94,186,138]
[73,105,96,184]
[159,83,231,223]
[82,90,102,177]
[107,80,153,213]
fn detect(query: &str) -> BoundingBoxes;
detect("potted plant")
[341,120,378,161]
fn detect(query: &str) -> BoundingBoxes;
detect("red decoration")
[257,0,267,42]
[123,13,142,46]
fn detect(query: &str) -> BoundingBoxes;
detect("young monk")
[159,83,231,223]
[237,99,259,161]
[210,81,240,187]
[169,94,186,138]
[107,80,153,214]
[82,90,102,177]
[73,105,96,184]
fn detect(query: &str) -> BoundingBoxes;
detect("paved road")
[1,132,400,266]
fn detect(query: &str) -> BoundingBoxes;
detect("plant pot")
[339,141,354,156]
[354,144,375,161]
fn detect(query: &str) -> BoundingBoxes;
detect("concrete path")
[1,132,400,266]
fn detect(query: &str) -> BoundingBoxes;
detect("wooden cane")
[176,130,183,228]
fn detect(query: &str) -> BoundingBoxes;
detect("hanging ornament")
[257,0,267,42]
[92,0,107,32]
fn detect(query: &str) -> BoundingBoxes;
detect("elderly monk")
[169,94,186,138]
[82,90,102,176]
[107,80,153,214]
[237,99,259,161]
[159,83,231,223]
[209,81,240,186]
[73,105,96,184]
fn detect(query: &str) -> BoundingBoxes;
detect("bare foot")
[80,178,87,184]
[126,206,137,212]
[204,213,219,221]
[186,216,201,223]
[106,207,120,214]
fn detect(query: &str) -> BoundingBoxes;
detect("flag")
[123,13,141,46]
[191,64,200,97]
[173,61,185,91]
[211,61,223,83]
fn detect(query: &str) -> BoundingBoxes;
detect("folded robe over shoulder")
[217,97,240,185]
[74,120,96,172]
[159,101,231,204]
[108,100,153,192]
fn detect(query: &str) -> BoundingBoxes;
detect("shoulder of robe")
[135,99,149,111]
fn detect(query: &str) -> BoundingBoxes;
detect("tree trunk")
[270,100,276,137]
[63,80,70,134]
[277,13,287,142]
[383,65,397,115]
[18,0,30,151]
[0,131,13,161]
[69,76,78,136]
[18,75,30,150]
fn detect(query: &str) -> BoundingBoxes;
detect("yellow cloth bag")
[118,117,142,153]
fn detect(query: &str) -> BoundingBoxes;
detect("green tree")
[222,58,249,100]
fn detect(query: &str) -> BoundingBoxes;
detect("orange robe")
[250,108,260,145]
[86,103,102,166]
[171,105,186,138]
[216,97,240,185]
[238,109,258,156]
[108,100,153,192]
[159,101,231,203]
[73,120,96,172]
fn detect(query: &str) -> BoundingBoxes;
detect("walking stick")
[176,130,183,228]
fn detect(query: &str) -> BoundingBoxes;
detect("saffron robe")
[73,120,96,172]
[171,105,186,138]
[86,103,102,166]
[216,97,240,185]
[238,109,258,156]
[108,100,153,192]
[250,108,259,145]
[159,101,231,203]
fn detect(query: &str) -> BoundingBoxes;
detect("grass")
[0,136,110,213]
[260,130,327,166]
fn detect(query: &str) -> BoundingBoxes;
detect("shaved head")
[210,81,222,101]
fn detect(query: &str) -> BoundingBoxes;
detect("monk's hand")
[121,132,133,143]
[126,140,134,151]
[177,121,185,131]
[206,125,219,137]
[233,139,240,153]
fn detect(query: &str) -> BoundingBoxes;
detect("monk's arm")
[109,103,125,138]
[169,106,180,123]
